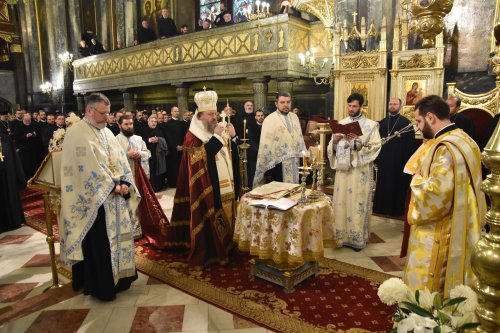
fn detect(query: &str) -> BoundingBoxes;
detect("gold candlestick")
[239,139,250,196]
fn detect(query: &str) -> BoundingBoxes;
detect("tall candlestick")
[318,144,322,162]
[243,119,247,140]
[302,151,307,168]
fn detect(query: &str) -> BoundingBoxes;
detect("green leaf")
[433,326,441,333]
[415,290,420,304]
[443,297,466,308]
[401,302,434,318]
[458,322,480,330]
[437,310,451,325]
[433,293,442,309]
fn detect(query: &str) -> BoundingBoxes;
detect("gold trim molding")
[341,55,380,69]
[398,54,436,69]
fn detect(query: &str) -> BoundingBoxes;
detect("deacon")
[373,98,415,218]
[404,95,485,297]
[116,115,151,239]
[253,92,307,187]
[327,93,381,250]
[168,89,240,266]
[59,93,140,301]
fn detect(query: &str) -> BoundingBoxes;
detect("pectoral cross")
[0,152,4,162]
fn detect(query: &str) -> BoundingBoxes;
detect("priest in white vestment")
[327,93,381,250]
[59,93,140,301]
[253,92,307,187]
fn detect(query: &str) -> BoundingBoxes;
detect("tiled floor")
[0,189,405,333]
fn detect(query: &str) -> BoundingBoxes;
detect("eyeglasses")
[90,106,110,116]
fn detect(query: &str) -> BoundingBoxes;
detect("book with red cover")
[329,121,363,136]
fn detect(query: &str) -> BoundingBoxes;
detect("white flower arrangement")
[377,278,480,333]
[48,114,81,152]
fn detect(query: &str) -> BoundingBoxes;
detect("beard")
[421,120,433,139]
[203,120,218,133]
[122,128,134,137]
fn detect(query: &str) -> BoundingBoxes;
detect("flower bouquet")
[48,114,81,152]
[377,278,480,333]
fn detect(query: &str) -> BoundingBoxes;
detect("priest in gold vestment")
[403,95,485,297]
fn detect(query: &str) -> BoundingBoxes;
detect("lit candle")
[243,119,247,140]
[256,0,260,13]
[302,151,307,169]
[266,3,270,13]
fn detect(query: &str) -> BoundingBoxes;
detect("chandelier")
[40,81,53,95]
[298,48,334,87]
[58,51,74,71]
[244,1,270,21]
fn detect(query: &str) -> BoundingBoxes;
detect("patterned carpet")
[21,188,396,333]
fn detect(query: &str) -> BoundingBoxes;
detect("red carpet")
[21,189,395,333]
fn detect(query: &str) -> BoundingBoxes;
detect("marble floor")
[0,189,405,333]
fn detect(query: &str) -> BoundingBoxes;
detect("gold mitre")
[194,87,218,112]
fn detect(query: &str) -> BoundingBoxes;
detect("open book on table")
[249,197,297,211]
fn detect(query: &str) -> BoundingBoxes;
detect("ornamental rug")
[134,239,395,333]
[21,188,59,238]
[21,188,396,332]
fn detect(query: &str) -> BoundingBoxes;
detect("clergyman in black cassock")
[163,107,186,188]
[0,118,26,233]
[373,98,416,218]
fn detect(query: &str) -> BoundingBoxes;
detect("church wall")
[444,0,496,74]
[0,70,17,107]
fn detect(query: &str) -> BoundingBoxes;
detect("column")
[125,0,137,47]
[115,0,126,49]
[98,0,110,49]
[251,78,268,112]
[175,84,190,117]
[276,77,295,96]
[122,90,135,111]
[46,0,69,93]
[67,1,83,56]
[76,94,85,115]
[19,0,42,104]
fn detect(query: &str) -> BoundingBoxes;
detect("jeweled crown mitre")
[194,87,218,112]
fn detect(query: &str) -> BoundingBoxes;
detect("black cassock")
[142,127,167,192]
[13,122,43,182]
[0,131,26,233]
[373,114,416,217]
[163,119,186,188]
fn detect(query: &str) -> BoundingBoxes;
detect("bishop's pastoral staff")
[59,93,140,302]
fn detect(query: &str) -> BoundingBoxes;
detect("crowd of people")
[1,87,491,303]
[78,1,293,58]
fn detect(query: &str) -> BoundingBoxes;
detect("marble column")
[98,0,110,49]
[125,0,137,47]
[276,77,295,96]
[76,94,85,115]
[115,0,126,49]
[46,0,69,93]
[175,84,190,117]
[122,90,135,111]
[67,1,83,56]
[19,0,42,104]
[251,78,268,112]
